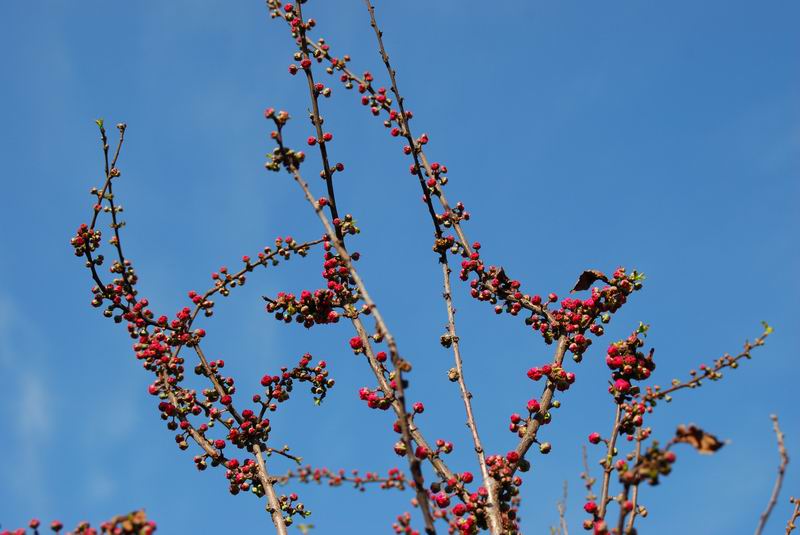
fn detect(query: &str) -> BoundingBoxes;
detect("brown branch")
[755,415,790,535]
[271,9,441,528]
[441,261,497,519]
[512,336,569,462]
[254,444,290,535]
[361,2,500,530]
[275,466,408,491]
[558,481,569,535]
[597,403,623,520]
[581,445,597,502]
[270,1,553,323]
[624,435,644,534]
[82,128,317,535]
[272,127,447,532]
[294,1,343,242]
[643,328,771,404]
[270,14,440,523]
[616,485,630,535]
[786,497,800,534]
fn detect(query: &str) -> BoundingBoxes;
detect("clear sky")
[0,1,798,534]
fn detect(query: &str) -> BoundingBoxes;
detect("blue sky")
[0,1,797,533]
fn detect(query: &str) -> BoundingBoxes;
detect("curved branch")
[755,415,790,535]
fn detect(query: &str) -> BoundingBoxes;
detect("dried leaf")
[673,424,725,454]
[495,267,510,285]
[570,270,610,293]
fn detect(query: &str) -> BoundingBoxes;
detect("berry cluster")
[278,465,408,491]
[605,325,655,400]
[264,242,362,328]
[3,511,156,535]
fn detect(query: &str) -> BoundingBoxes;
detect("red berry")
[614,378,631,393]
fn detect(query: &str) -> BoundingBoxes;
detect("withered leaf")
[673,424,725,454]
[570,269,610,293]
[495,267,510,285]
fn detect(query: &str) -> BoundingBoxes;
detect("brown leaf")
[673,424,725,454]
[570,269,610,293]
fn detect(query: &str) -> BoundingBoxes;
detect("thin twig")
[624,435,644,534]
[441,261,496,515]
[616,485,630,535]
[643,330,771,404]
[272,125,459,532]
[597,404,623,520]
[254,444,290,535]
[362,2,500,531]
[294,1,343,243]
[755,415,790,535]
[277,9,439,526]
[786,498,800,534]
[581,445,597,501]
[558,481,569,535]
[84,127,307,535]
[512,336,569,462]
[275,466,407,490]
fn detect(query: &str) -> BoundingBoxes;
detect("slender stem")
[558,481,569,535]
[272,1,553,323]
[194,345,244,423]
[269,13,441,521]
[441,260,501,531]
[253,444,290,535]
[361,0,444,240]
[360,3,500,530]
[755,415,790,535]
[512,336,569,462]
[581,445,597,501]
[351,316,438,533]
[160,369,220,459]
[786,498,800,535]
[624,436,644,534]
[84,128,305,534]
[616,485,630,535]
[597,404,623,520]
[273,130,442,533]
[294,2,343,242]
[275,467,406,489]
[643,332,771,404]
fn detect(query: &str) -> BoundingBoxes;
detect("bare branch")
[786,497,800,534]
[755,415,790,535]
